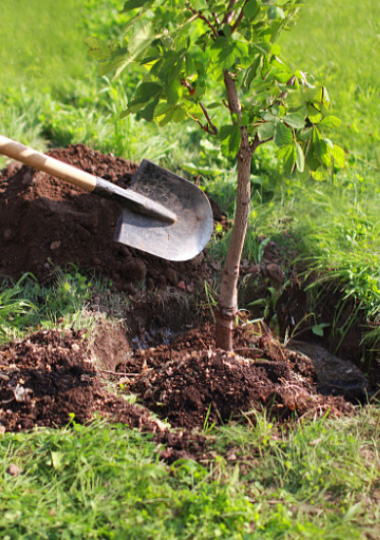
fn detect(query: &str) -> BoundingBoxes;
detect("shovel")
[0,135,214,261]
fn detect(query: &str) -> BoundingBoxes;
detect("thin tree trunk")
[215,72,255,350]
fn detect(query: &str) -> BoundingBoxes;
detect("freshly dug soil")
[0,328,208,461]
[0,329,160,432]
[129,323,355,429]
[0,325,354,436]
[0,143,373,461]
[0,144,211,292]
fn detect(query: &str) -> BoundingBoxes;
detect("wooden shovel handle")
[0,135,97,192]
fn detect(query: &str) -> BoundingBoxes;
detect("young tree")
[86,0,343,351]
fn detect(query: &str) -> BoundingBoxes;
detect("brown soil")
[0,328,209,461]
[0,144,212,293]
[0,144,374,461]
[0,325,353,435]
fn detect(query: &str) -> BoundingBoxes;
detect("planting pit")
[0,144,376,460]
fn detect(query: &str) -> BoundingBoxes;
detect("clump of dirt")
[0,144,212,292]
[0,327,211,461]
[0,329,163,433]
[0,325,354,436]
[130,328,354,430]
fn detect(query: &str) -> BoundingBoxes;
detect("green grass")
[0,270,96,344]
[0,409,378,539]
[280,0,380,167]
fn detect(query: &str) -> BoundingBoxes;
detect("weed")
[0,275,36,342]
[0,269,96,343]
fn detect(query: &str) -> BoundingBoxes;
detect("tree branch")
[252,133,274,148]
[181,79,218,135]
[199,102,218,135]
[231,0,249,32]
[223,0,238,24]
[187,6,219,38]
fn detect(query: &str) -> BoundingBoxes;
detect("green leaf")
[126,82,163,113]
[307,104,322,124]
[331,144,345,168]
[166,78,181,105]
[295,142,305,172]
[311,168,328,181]
[207,102,221,110]
[312,323,329,337]
[114,20,158,78]
[219,43,237,69]
[244,0,260,20]
[278,144,297,175]
[244,55,263,90]
[98,48,128,77]
[275,122,293,146]
[282,113,305,130]
[120,109,130,119]
[319,141,331,168]
[309,126,330,167]
[321,85,331,107]
[218,125,241,156]
[261,111,277,122]
[191,0,208,8]
[137,98,159,122]
[136,82,163,100]
[218,125,235,142]
[267,6,285,19]
[297,127,313,142]
[172,106,187,123]
[229,125,241,154]
[320,116,341,128]
[258,121,276,141]
[84,37,111,61]
[252,42,272,56]
[122,0,150,12]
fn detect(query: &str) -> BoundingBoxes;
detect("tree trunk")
[215,137,253,350]
[215,72,255,350]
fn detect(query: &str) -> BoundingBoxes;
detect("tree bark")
[215,72,254,350]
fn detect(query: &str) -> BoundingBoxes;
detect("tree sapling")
[86,0,343,350]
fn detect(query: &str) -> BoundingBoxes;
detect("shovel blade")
[114,160,213,261]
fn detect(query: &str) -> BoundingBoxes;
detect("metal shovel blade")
[114,160,214,261]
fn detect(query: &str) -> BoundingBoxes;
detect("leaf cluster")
[86,0,343,175]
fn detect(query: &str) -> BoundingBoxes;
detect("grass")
[280,0,380,167]
[0,270,96,345]
[0,0,379,536]
[0,409,378,538]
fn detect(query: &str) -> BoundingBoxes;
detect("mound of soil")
[0,144,211,291]
[0,328,210,461]
[0,329,161,433]
[0,326,353,438]
[129,324,355,429]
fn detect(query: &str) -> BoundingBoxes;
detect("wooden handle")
[0,135,97,192]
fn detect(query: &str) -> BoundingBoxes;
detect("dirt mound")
[0,325,354,437]
[131,336,354,430]
[0,328,165,433]
[0,144,211,291]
